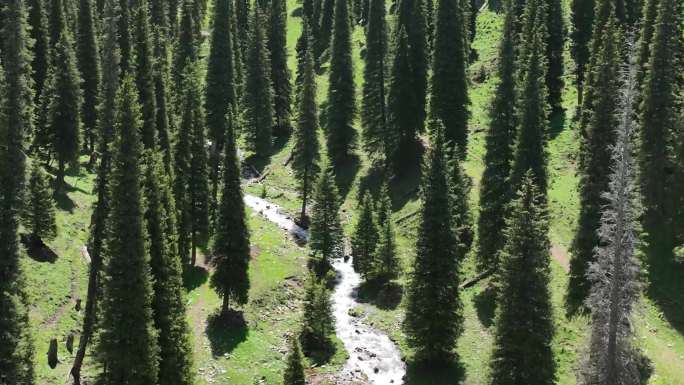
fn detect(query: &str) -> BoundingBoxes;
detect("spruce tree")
[361,0,388,162]
[394,0,428,144]
[27,0,50,101]
[477,0,516,274]
[509,0,549,196]
[0,0,36,380]
[326,0,357,163]
[447,142,473,259]
[309,161,344,276]
[174,0,198,85]
[375,177,391,226]
[77,0,100,155]
[569,15,620,308]
[71,1,119,380]
[98,76,160,385]
[150,0,169,30]
[373,202,399,282]
[133,0,157,150]
[48,0,65,47]
[489,172,555,385]
[211,112,251,314]
[386,27,418,169]
[292,43,320,222]
[578,44,644,385]
[23,164,57,241]
[269,0,292,136]
[638,0,682,245]
[235,0,250,60]
[403,131,462,363]
[351,192,379,277]
[636,0,658,88]
[118,0,132,75]
[316,0,335,58]
[174,66,208,267]
[152,27,175,173]
[283,336,306,385]
[295,16,312,100]
[429,0,469,157]
[142,153,194,385]
[546,0,564,114]
[188,68,210,266]
[205,0,236,216]
[48,30,82,188]
[570,0,594,104]
[242,6,274,157]
[300,274,334,352]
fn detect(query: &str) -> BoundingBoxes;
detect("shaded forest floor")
[21,1,684,384]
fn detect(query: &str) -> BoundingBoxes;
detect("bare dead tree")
[578,39,646,385]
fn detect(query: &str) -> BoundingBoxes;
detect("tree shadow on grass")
[644,234,684,335]
[183,265,209,291]
[53,190,76,213]
[206,309,249,358]
[333,154,361,202]
[243,153,270,177]
[404,359,465,385]
[548,109,567,140]
[302,338,336,367]
[356,280,403,310]
[473,285,497,328]
[20,234,59,263]
[356,160,422,215]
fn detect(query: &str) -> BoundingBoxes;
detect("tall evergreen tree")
[316,0,335,58]
[292,42,320,222]
[205,0,236,218]
[174,66,208,266]
[27,0,50,101]
[309,161,344,276]
[174,0,198,85]
[477,0,516,274]
[636,0,658,88]
[489,172,555,385]
[211,112,251,314]
[98,76,160,385]
[509,0,549,195]
[77,0,100,155]
[300,274,334,352]
[48,0,65,47]
[48,30,82,188]
[448,143,473,260]
[394,0,428,144]
[188,69,210,266]
[546,0,564,114]
[269,0,292,136]
[375,176,391,226]
[118,0,132,74]
[150,0,169,30]
[570,0,594,104]
[351,192,379,277]
[386,28,418,169]
[361,0,388,162]
[577,44,644,385]
[71,1,119,380]
[235,0,250,60]
[242,6,274,156]
[373,198,399,282]
[295,16,312,100]
[429,0,469,157]
[23,164,57,241]
[403,131,462,363]
[0,0,36,380]
[569,15,620,308]
[152,27,175,173]
[638,0,682,245]
[142,153,194,385]
[283,336,306,385]
[326,0,356,163]
[133,0,157,150]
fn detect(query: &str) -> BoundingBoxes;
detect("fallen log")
[459,268,495,290]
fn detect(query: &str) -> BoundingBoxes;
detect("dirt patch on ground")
[551,244,570,273]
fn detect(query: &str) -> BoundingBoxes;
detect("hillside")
[13,0,684,384]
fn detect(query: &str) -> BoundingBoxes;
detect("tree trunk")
[48,338,59,369]
[300,167,309,223]
[191,230,197,266]
[70,245,102,385]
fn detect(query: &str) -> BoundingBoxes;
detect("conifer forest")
[2,0,684,383]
